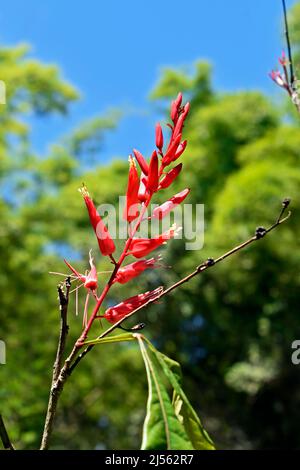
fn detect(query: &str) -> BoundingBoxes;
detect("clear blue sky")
[0,0,297,162]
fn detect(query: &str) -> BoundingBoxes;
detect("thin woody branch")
[69,200,291,374]
[40,277,71,450]
[0,414,15,450]
[282,0,295,85]
[54,278,71,381]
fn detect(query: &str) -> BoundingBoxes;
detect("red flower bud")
[113,257,161,284]
[171,92,183,122]
[104,287,163,324]
[173,140,187,162]
[133,149,149,175]
[127,225,181,258]
[173,102,190,140]
[155,123,164,151]
[138,173,148,202]
[162,133,182,167]
[147,151,159,192]
[159,163,183,190]
[124,156,140,222]
[79,186,115,256]
[152,188,190,220]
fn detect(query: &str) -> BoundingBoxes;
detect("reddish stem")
[76,198,151,345]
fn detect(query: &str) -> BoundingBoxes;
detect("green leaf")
[137,336,194,450]
[82,333,136,346]
[147,340,215,450]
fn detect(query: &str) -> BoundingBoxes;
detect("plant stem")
[0,415,15,450]
[282,0,295,85]
[40,278,71,450]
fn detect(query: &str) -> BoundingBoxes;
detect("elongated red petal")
[104,287,163,323]
[138,173,148,202]
[171,92,183,122]
[152,188,190,220]
[173,140,187,161]
[133,149,149,175]
[159,163,183,190]
[162,133,182,167]
[79,186,116,256]
[113,257,160,284]
[147,151,159,192]
[155,123,164,151]
[124,156,140,222]
[128,226,179,258]
[84,251,98,290]
[64,259,86,283]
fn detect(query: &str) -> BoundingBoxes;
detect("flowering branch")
[0,414,15,450]
[40,94,291,450]
[69,199,291,372]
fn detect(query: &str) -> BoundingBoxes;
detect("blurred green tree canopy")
[1,11,300,449]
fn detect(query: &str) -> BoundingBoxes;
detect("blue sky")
[0,0,296,162]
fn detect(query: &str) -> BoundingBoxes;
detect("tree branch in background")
[0,414,15,450]
[270,1,300,111]
[40,277,71,450]
[69,199,291,373]
[282,0,295,85]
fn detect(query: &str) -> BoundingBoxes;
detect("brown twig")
[40,277,71,450]
[69,200,291,374]
[0,414,15,450]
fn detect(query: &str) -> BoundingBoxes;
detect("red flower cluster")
[66,94,191,339]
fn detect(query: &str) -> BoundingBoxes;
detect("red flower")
[155,123,164,151]
[159,163,183,190]
[104,287,163,323]
[133,149,149,175]
[113,257,161,284]
[162,133,182,167]
[64,251,98,291]
[174,140,187,161]
[124,156,140,223]
[147,151,159,192]
[127,225,180,258]
[152,188,190,220]
[173,102,190,140]
[138,172,149,202]
[171,92,183,122]
[79,185,116,256]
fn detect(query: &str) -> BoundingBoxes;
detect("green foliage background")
[1,3,300,450]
